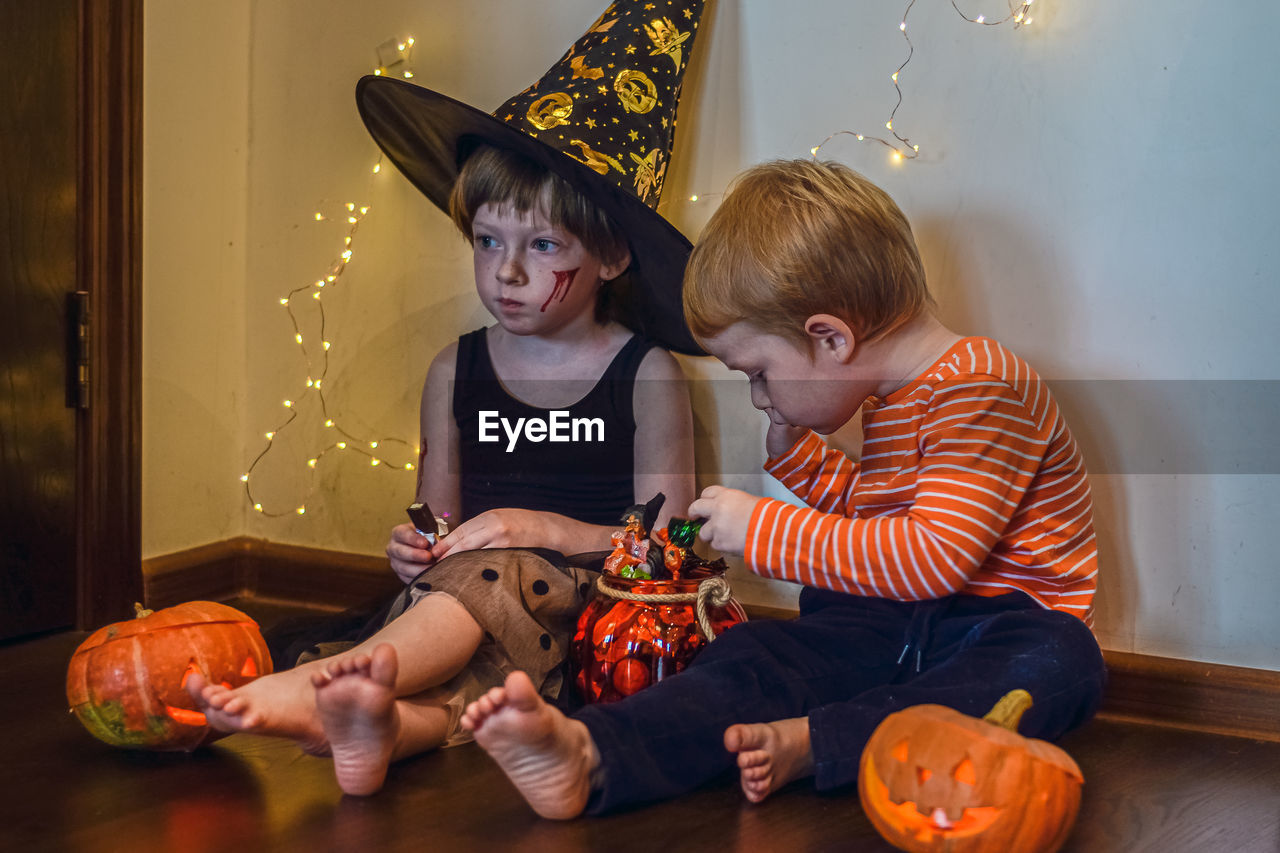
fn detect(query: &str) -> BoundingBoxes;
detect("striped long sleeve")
[746,337,1098,624]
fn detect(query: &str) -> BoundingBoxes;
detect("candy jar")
[571,568,747,704]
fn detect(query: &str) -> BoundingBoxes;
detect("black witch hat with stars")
[357,0,707,355]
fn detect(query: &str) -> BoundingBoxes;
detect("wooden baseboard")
[1095,650,1280,743]
[143,536,400,612]
[143,540,1280,743]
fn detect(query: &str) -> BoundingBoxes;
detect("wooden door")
[0,0,142,640]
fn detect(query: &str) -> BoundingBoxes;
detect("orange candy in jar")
[572,569,746,703]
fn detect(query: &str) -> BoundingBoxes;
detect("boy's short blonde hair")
[449,145,629,269]
[683,159,931,347]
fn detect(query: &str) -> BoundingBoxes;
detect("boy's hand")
[764,408,807,458]
[430,508,548,560]
[386,522,439,585]
[686,486,763,557]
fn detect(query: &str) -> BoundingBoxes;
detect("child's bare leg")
[187,594,482,753]
[352,593,484,695]
[462,671,599,820]
[723,717,815,803]
[314,643,454,796]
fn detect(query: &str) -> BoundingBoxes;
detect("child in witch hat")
[188,0,709,796]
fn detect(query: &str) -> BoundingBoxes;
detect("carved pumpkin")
[66,601,273,751]
[858,690,1083,853]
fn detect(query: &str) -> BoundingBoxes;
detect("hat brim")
[356,75,703,356]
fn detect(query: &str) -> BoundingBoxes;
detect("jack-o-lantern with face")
[858,690,1083,853]
[67,601,273,751]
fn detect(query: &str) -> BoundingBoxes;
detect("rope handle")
[594,574,733,642]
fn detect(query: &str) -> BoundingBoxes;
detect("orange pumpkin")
[858,690,1083,853]
[66,601,273,751]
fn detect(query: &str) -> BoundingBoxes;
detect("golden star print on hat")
[357,0,707,355]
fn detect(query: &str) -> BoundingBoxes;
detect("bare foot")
[461,670,598,820]
[186,669,328,755]
[314,643,401,796]
[723,717,815,803]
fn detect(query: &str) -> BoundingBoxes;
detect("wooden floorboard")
[5,602,1279,852]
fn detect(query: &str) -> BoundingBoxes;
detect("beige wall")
[144,1,1280,670]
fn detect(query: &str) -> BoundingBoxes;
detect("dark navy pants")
[575,588,1106,814]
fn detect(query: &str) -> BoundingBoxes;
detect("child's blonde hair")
[683,159,931,347]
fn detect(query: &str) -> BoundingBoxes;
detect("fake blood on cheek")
[540,268,579,312]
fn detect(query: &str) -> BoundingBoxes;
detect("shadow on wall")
[663,0,744,241]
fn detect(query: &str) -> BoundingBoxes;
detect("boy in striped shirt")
[463,159,1106,820]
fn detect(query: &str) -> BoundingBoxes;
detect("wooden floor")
[6,600,1279,853]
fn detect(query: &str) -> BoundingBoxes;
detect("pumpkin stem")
[133,602,154,619]
[982,689,1033,733]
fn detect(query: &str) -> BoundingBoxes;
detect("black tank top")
[452,328,655,526]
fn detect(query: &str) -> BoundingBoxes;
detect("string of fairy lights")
[809,0,1036,164]
[242,37,418,518]
[247,5,1039,517]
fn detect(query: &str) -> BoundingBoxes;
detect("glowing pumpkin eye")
[891,738,910,762]
[953,757,977,785]
[241,655,259,678]
[916,767,932,784]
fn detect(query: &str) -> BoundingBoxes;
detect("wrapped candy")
[575,498,744,703]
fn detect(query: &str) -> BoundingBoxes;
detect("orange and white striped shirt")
[747,337,1097,624]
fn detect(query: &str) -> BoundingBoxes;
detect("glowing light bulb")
[892,150,903,164]
[265,431,274,440]
[810,147,819,156]
[283,399,293,408]
[407,37,414,45]
[403,71,414,78]
[240,474,249,482]
[891,72,899,82]
[296,506,306,515]
[899,21,906,31]
[397,42,406,51]
[314,212,324,221]
[325,419,334,427]
[279,298,289,305]
[295,333,304,344]
[374,68,382,76]
[689,194,699,201]
[373,163,381,173]
[308,459,318,468]
[360,207,369,214]
[976,14,985,23]
[856,134,864,141]
[346,202,355,211]
[371,459,381,466]
[254,503,263,512]
[313,379,322,389]
[404,463,415,471]
[323,341,331,350]
[886,121,893,130]
[337,441,347,449]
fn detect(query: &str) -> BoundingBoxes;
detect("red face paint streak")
[541,268,579,312]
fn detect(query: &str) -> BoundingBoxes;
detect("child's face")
[702,322,870,434]
[470,202,626,337]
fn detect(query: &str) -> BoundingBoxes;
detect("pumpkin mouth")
[863,759,1001,842]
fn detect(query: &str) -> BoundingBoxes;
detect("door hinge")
[66,290,90,409]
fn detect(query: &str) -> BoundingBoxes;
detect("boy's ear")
[600,247,632,282]
[804,314,857,363]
